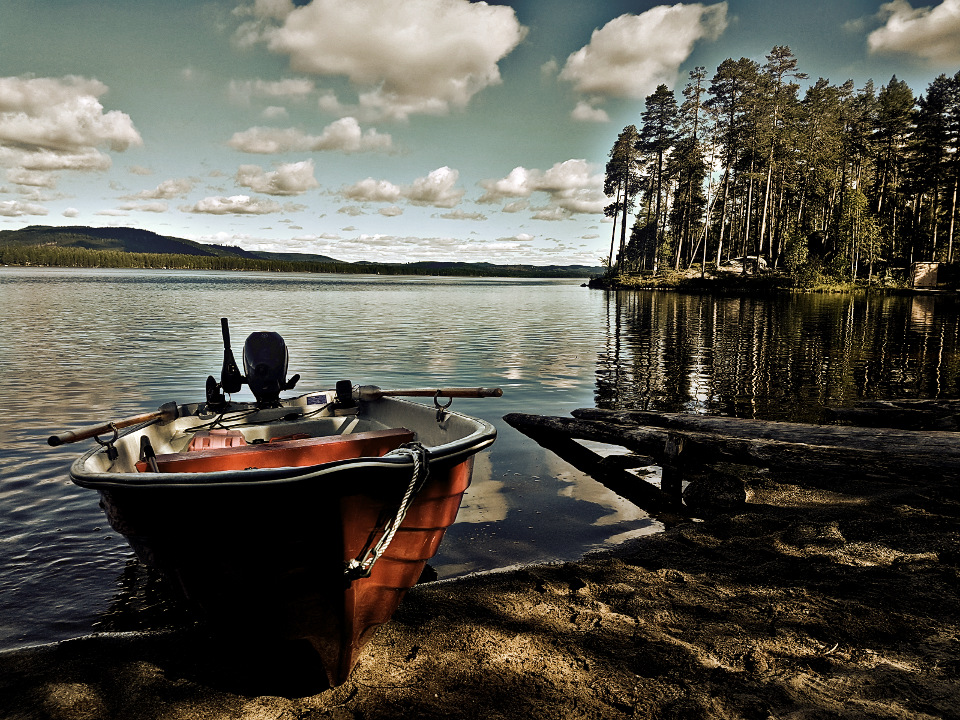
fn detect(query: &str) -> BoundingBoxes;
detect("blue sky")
[1,0,958,265]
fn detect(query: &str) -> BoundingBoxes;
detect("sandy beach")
[2,459,958,720]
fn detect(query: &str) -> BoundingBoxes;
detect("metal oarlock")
[433,390,453,422]
[94,423,119,461]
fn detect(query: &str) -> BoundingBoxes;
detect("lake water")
[1,267,958,651]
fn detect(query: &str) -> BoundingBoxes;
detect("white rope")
[344,443,429,581]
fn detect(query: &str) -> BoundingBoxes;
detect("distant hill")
[402,260,603,276]
[0,224,252,257]
[0,225,602,278]
[251,250,343,264]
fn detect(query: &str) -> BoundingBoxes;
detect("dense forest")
[604,47,960,286]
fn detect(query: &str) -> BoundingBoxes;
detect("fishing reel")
[206,319,300,408]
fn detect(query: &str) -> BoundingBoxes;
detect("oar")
[47,402,179,447]
[357,386,503,401]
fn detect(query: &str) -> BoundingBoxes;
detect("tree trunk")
[619,175,630,265]
[716,168,730,265]
[758,161,773,261]
[742,162,755,270]
[948,174,957,263]
[608,184,622,268]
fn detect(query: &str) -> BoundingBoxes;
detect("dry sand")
[2,463,958,719]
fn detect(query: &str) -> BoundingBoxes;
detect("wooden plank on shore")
[825,399,960,431]
[504,410,960,483]
[571,408,960,458]
[501,413,684,520]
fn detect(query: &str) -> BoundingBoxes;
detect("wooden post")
[661,432,686,506]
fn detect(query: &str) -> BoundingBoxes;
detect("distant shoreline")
[0,225,602,280]
[0,262,597,280]
[587,269,960,295]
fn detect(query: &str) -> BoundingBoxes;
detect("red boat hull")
[97,455,474,686]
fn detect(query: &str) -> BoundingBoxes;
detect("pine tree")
[604,125,643,269]
[638,84,679,272]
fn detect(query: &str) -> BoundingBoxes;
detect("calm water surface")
[1,267,958,650]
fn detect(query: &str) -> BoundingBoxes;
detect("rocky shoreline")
[2,456,958,720]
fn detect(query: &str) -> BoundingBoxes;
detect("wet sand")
[2,463,958,719]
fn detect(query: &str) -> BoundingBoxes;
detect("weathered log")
[571,408,960,459]
[505,410,960,483]
[825,399,960,431]
[502,413,684,520]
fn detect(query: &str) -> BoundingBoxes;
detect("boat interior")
[82,391,488,476]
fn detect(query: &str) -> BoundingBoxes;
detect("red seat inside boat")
[136,428,415,473]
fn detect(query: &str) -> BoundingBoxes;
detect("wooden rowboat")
[51,322,499,686]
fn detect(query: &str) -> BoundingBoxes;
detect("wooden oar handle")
[358,386,503,400]
[47,403,178,447]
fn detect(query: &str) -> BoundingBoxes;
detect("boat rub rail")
[134,428,416,473]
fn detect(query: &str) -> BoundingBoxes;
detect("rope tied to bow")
[344,442,430,582]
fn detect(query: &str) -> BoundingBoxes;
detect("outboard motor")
[242,331,299,405]
[206,319,299,408]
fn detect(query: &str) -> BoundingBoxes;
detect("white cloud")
[262,105,288,119]
[265,228,597,265]
[559,4,728,100]
[868,0,960,65]
[571,101,610,123]
[340,167,464,209]
[63,207,79,217]
[532,206,571,221]
[2,147,113,173]
[238,0,527,120]
[125,177,195,200]
[0,199,48,216]
[503,199,529,213]
[228,77,315,104]
[479,166,534,200]
[0,76,142,182]
[440,209,488,221]
[378,205,403,217]
[228,117,392,153]
[11,187,54,203]
[314,87,452,123]
[405,166,464,208]
[478,159,605,216]
[235,159,319,195]
[6,168,57,188]
[118,201,169,213]
[497,232,535,243]
[182,194,283,214]
[341,177,403,203]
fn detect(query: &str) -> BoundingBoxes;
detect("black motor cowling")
[243,331,299,405]
[207,319,299,407]
[243,331,287,404]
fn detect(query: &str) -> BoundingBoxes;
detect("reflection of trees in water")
[596,292,960,422]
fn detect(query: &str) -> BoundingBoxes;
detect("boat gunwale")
[69,395,497,491]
